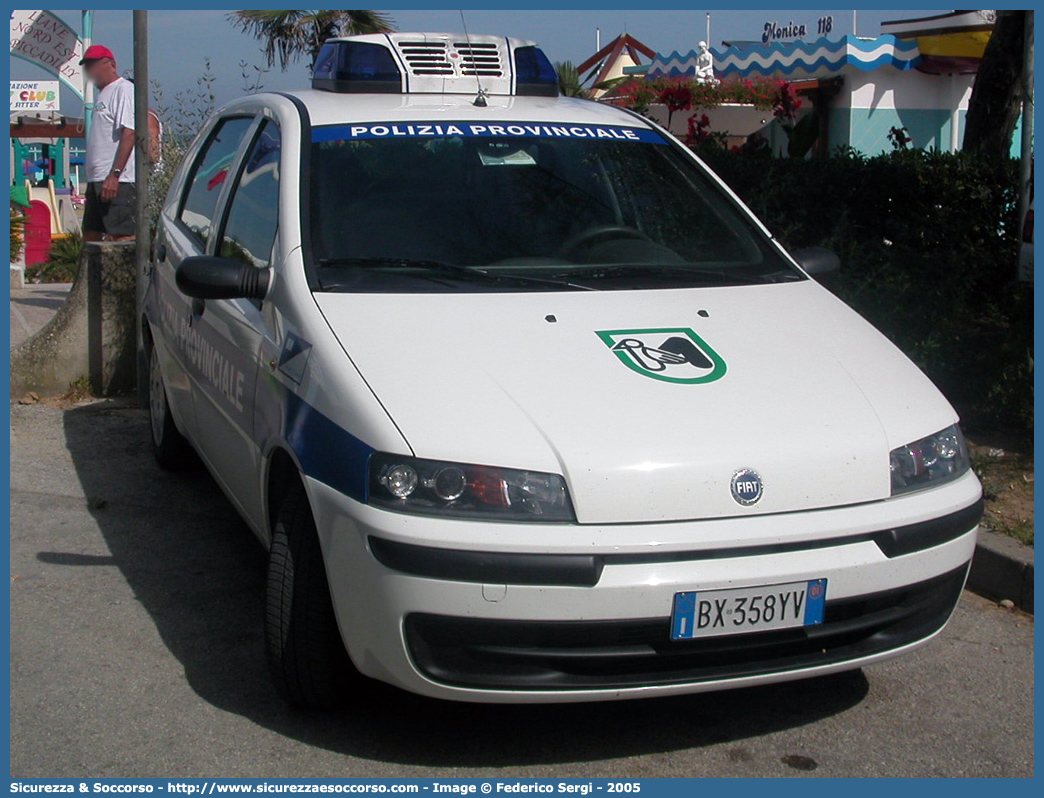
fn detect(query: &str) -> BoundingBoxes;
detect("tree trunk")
[963,10,1027,158]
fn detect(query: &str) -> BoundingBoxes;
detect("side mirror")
[791,246,841,282]
[175,256,270,301]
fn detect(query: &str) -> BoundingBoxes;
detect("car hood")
[313,282,956,523]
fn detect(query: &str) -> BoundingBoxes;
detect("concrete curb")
[10,241,137,397]
[968,530,1034,613]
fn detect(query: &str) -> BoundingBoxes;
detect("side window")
[178,116,255,247]
[218,121,281,268]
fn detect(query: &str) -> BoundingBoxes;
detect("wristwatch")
[111,168,123,177]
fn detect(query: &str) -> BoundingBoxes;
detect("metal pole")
[133,10,150,404]
[852,10,858,38]
[1017,9,1034,280]
[82,10,94,137]
[706,13,711,46]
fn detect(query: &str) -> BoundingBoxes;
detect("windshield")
[308,121,801,292]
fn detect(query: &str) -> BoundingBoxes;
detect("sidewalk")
[10,282,72,349]
[968,529,1035,612]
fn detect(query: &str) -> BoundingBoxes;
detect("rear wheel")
[148,344,199,471]
[265,480,359,709]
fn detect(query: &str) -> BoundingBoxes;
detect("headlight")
[889,424,970,496]
[368,453,576,522]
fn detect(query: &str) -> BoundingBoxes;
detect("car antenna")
[459,9,488,107]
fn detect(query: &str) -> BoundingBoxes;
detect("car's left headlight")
[367,452,576,522]
[890,424,970,496]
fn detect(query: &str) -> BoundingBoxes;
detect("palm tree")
[229,10,395,71]
[963,10,1028,159]
[554,61,591,99]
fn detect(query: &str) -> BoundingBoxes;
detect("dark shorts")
[84,182,137,237]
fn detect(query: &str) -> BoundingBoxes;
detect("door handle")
[190,297,205,323]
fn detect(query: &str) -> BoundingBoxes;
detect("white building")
[639,10,1019,157]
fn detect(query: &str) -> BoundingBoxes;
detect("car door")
[190,117,282,531]
[154,115,257,444]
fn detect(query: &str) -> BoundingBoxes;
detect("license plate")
[670,579,827,640]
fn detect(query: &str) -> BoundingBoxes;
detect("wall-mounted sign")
[762,21,808,43]
[761,16,835,44]
[10,79,60,112]
[9,10,84,100]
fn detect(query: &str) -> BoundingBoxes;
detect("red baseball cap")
[79,45,115,65]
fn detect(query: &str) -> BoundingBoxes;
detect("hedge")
[700,147,1032,432]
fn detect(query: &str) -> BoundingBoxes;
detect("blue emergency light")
[312,41,403,94]
[512,45,559,97]
[311,36,559,98]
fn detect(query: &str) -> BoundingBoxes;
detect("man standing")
[80,45,136,241]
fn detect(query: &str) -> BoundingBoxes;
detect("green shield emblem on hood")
[595,327,727,384]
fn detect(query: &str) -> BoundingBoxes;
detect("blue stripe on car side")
[284,391,374,503]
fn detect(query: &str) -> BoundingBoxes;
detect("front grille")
[404,564,968,691]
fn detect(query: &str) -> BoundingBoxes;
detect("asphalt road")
[9,400,1034,778]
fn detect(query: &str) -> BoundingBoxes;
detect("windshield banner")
[312,122,667,144]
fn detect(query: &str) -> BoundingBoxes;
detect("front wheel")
[265,481,360,709]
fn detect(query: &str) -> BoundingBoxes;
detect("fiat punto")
[145,32,983,707]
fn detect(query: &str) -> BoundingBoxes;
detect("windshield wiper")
[317,257,596,291]
[547,263,768,286]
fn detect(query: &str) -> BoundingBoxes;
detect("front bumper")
[306,470,982,703]
[403,565,967,690]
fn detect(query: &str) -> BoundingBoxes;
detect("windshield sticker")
[595,327,726,385]
[312,122,667,144]
[477,147,538,167]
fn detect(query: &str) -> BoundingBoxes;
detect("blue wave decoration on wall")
[649,35,921,79]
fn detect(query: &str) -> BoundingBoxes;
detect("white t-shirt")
[86,76,135,183]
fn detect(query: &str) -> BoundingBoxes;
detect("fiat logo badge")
[731,468,763,506]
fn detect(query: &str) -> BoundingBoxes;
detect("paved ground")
[9,282,72,348]
[9,400,1034,779]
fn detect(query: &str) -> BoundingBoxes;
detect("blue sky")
[11,8,943,114]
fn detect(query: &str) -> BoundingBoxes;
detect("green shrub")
[10,207,26,262]
[26,232,84,284]
[701,148,1031,432]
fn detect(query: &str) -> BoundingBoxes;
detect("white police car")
[146,32,983,708]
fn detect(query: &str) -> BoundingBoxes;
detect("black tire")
[148,344,199,471]
[265,480,358,709]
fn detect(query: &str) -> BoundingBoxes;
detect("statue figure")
[695,40,718,85]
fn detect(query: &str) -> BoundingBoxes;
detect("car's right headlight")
[367,452,576,522]
[889,424,970,496]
